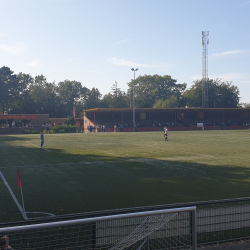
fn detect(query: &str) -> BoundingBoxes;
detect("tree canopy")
[127,74,187,108]
[182,79,240,108]
[0,67,19,113]
[0,66,243,118]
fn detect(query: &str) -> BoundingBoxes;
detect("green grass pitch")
[0,130,250,223]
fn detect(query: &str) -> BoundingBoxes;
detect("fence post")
[91,222,96,249]
[192,209,197,250]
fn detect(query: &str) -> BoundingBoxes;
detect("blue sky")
[1,0,250,103]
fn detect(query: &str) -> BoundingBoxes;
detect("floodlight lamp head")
[135,68,138,71]
[131,68,134,71]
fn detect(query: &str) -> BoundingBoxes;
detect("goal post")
[0,206,197,250]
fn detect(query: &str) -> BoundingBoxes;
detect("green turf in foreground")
[0,130,249,223]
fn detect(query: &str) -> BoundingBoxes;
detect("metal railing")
[1,198,250,249]
[197,204,250,245]
[0,207,197,250]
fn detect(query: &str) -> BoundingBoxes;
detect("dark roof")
[83,108,250,112]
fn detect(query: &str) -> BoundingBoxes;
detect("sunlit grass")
[0,130,249,223]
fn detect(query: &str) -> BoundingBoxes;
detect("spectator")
[0,235,13,250]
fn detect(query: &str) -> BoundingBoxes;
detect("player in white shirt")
[164,127,168,141]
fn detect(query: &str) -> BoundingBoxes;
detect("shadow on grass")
[0,134,35,142]
[1,138,250,224]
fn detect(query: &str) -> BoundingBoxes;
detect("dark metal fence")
[197,204,250,245]
[0,207,196,250]
[1,198,250,249]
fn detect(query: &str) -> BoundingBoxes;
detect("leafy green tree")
[57,80,84,117]
[27,76,58,116]
[34,75,48,87]
[100,82,129,108]
[153,95,179,108]
[10,73,58,116]
[10,91,34,114]
[127,74,186,108]
[182,79,240,108]
[240,102,250,108]
[84,87,102,109]
[5,72,34,114]
[0,66,20,113]
[17,72,34,90]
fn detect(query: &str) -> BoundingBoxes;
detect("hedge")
[45,125,76,133]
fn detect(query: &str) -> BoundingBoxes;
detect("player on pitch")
[164,126,168,141]
[41,131,44,148]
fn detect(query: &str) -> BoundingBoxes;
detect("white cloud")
[211,50,248,57]
[241,81,250,83]
[112,39,130,45]
[0,42,25,55]
[107,57,171,68]
[26,61,41,67]
[0,33,7,37]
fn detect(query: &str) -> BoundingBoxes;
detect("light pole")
[131,68,138,132]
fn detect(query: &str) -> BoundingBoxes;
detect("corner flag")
[17,170,27,219]
[17,170,22,188]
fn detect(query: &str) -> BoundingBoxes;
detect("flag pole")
[17,170,27,219]
[20,186,26,218]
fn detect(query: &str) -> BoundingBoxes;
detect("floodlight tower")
[202,31,209,108]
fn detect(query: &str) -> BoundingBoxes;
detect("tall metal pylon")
[202,31,209,108]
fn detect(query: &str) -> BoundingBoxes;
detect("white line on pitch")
[0,171,28,220]
[25,141,50,152]
[0,161,92,169]
[0,152,45,155]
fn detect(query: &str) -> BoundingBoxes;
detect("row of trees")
[0,66,248,118]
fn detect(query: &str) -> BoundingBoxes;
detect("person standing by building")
[41,131,44,148]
